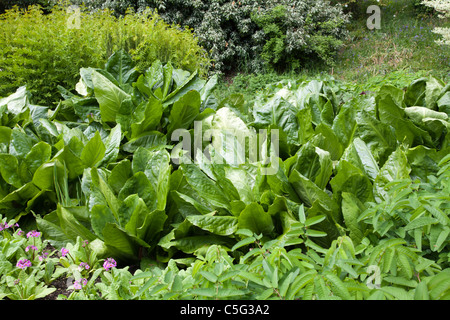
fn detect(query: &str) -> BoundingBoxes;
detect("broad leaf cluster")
[0,50,449,299]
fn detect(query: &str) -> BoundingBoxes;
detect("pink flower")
[103,258,117,271]
[17,230,24,236]
[73,278,88,290]
[61,247,69,257]
[79,262,90,271]
[38,252,49,261]
[16,259,32,269]
[26,230,41,238]
[73,281,82,290]
[25,245,38,252]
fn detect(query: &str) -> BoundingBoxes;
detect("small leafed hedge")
[0,3,210,105]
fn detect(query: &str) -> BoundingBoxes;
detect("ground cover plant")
[0,47,449,300]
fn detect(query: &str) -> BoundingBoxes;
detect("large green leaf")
[376,84,405,109]
[354,109,397,166]
[288,141,333,190]
[167,90,201,136]
[161,62,174,100]
[105,49,139,87]
[425,76,445,110]
[209,107,257,165]
[187,212,238,236]
[108,159,132,194]
[99,124,122,167]
[406,145,441,180]
[36,210,72,248]
[0,154,21,188]
[89,168,121,221]
[331,98,359,149]
[135,209,167,246]
[54,146,85,180]
[252,94,300,146]
[32,161,66,191]
[131,97,163,139]
[91,204,116,239]
[163,70,205,106]
[378,94,433,147]
[200,74,218,111]
[180,163,232,211]
[0,86,29,116]
[404,106,448,141]
[314,123,344,161]
[92,70,131,123]
[131,148,171,210]
[118,171,157,211]
[56,205,97,242]
[404,77,427,107]
[289,169,338,214]
[374,147,412,202]
[161,234,234,254]
[170,190,214,217]
[102,223,148,260]
[0,182,40,214]
[122,131,167,153]
[134,60,163,99]
[238,202,274,236]
[341,192,366,244]
[330,160,374,204]
[340,138,380,181]
[10,127,34,160]
[219,164,259,205]
[24,141,52,176]
[437,92,450,115]
[81,131,106,168]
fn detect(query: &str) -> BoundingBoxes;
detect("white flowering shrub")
[422,0,450,45]
[150,0,350,73]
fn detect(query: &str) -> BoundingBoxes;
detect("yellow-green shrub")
[0,3,210,105]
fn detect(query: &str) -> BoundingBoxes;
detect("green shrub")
[70,0,350,74]
[413,0,436,17]
[157,0,350,73]
[0,3,209,105]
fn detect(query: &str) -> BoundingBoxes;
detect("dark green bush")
[0,0,53,13]
[0,3,209,105]
[412,0,436,17]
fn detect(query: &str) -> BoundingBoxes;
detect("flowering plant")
[422,0,450,45]
[59,237,121,299]
[0,217,61,299]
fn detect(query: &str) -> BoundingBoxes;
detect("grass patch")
[333,1,450,82]
[216,0,450,98]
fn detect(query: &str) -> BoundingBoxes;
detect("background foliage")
[0,3,209,105]
[27,0,350,74]
[146,0,350,73]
